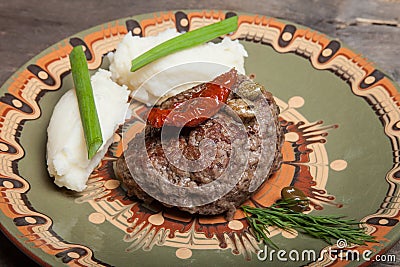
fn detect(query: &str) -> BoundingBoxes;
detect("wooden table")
[1,0,399,266]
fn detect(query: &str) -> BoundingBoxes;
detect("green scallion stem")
[130,15,238,72]
[69,45,103,159]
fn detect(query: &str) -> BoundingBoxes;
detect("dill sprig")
[242,201,376,249]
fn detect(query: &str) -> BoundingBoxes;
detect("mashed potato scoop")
[46,69,130,191]
[108,29,247,105]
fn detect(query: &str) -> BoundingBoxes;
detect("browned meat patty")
[115,73,284,220]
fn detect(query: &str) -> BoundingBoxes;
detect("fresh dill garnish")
[242,199,376,249]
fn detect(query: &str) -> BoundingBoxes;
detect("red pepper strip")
[147,68,238,128]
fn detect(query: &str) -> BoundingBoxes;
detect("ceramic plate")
[1,10,399,267]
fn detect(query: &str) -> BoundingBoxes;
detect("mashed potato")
[47,28,247,191]
[47,69,130,191]
[108,28,248,105]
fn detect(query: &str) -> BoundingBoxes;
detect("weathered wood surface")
[0,0,399,266]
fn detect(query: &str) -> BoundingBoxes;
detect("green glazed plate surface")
[0,10,399,266]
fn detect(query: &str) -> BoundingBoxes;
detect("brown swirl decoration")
[0,10,399,266]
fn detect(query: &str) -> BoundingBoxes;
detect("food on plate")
[47,69,130,191]
[43,16,375,246]
[46,17,241,192]
[146,68,238,128]
[242,187,376,247]
[280,186,310,212]
[115,69,284,219]
[108,28,247,105]
[130,15,239,72]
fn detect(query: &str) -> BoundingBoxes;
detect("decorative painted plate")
[1,10,399,267]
